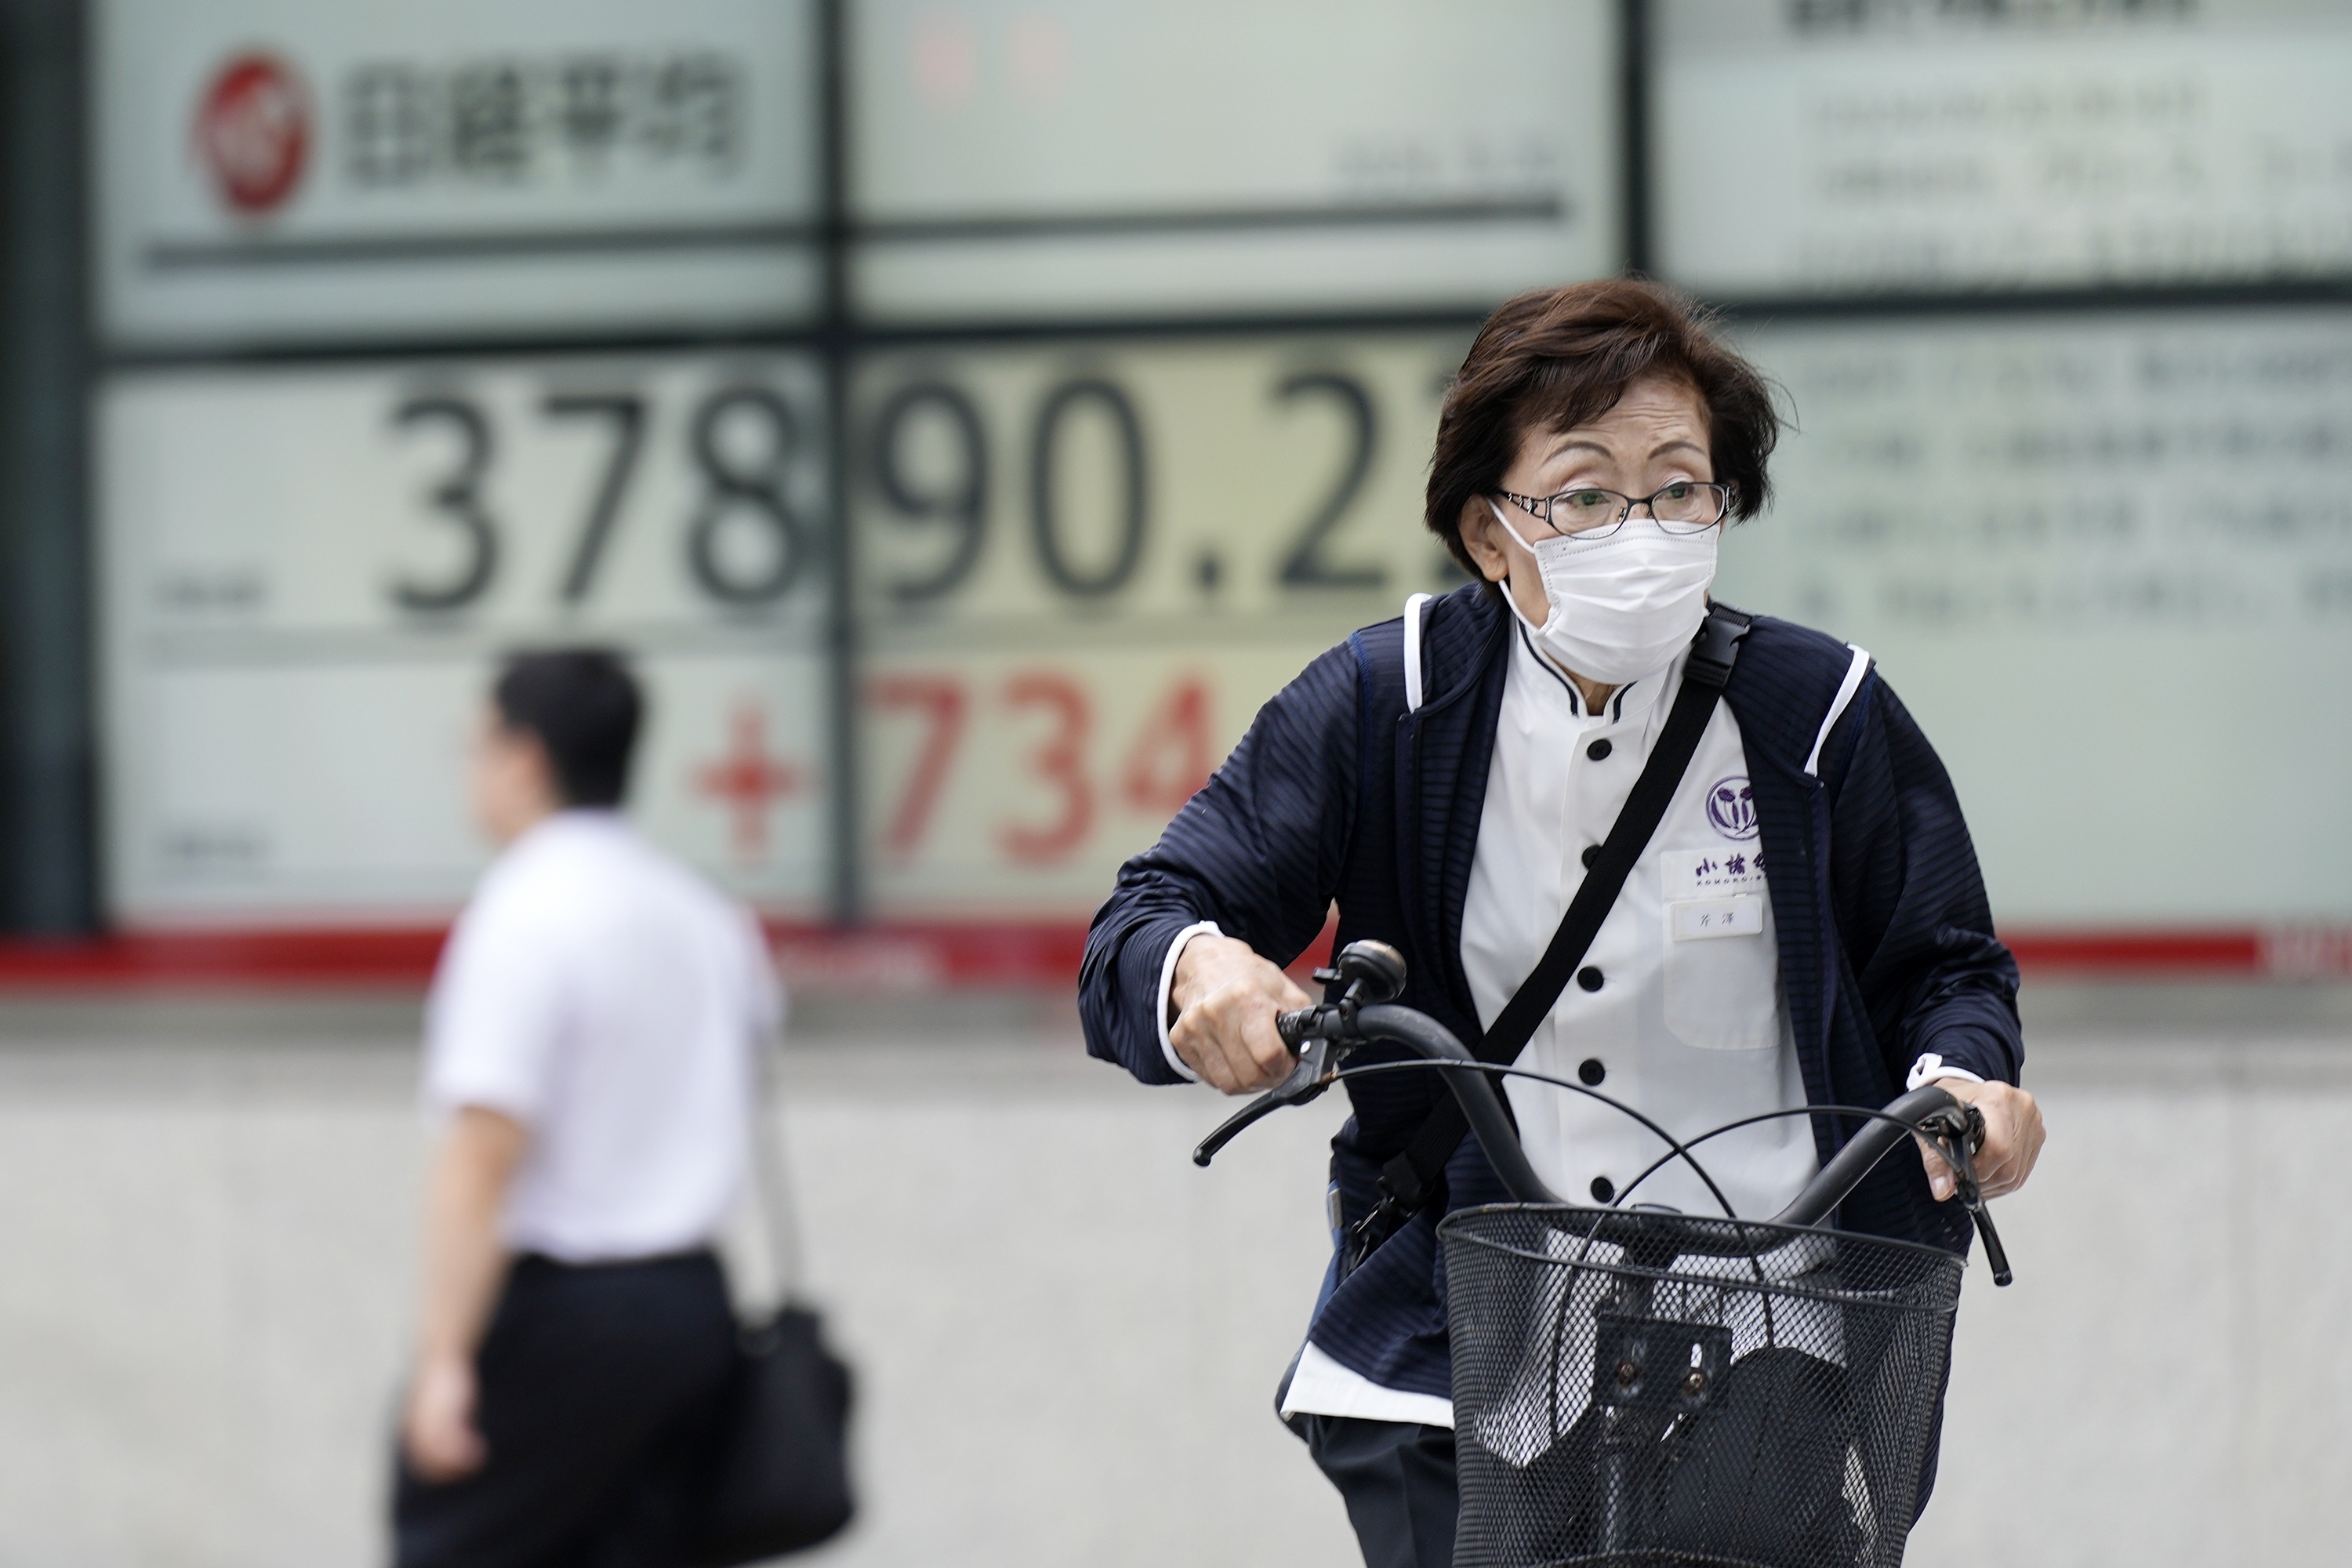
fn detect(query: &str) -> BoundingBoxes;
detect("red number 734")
[868,669,1217,867]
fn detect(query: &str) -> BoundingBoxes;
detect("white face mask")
[1486,499,1719,685]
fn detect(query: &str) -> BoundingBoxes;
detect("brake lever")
[1192,1030,1338,1167]
[1922,1103,2013,1287]
[1188,942,1404,1170]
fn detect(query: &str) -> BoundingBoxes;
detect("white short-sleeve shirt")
[424,810,782,1264]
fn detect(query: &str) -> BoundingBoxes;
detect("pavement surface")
[0,979,2343,1567]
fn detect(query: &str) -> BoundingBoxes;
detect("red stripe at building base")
[2002,927,2352,978]
[0,921,2342,992]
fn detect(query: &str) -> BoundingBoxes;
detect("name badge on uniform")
[1669,895,1764,941]
[1660,849,1776,1049]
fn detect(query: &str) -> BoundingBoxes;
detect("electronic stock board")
[92,0,2352,969]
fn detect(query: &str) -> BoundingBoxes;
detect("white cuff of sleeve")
[1155,921,1224,1083]
[1906,1053,1986,1092]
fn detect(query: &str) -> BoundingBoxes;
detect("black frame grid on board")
[13,0,2351,935]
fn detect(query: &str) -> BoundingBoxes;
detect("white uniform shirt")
[1279,623,1814,1427]
[1465,624,1817,1219]
[423,810,781,1264]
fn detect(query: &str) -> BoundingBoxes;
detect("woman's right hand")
[1169,934,1313,1094]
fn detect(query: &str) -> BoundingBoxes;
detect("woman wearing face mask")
[1079,279,2043,1568]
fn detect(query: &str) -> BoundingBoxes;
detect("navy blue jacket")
[1080,584,2022,1402]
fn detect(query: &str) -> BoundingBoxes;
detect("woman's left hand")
[1918,1078,2044,1202]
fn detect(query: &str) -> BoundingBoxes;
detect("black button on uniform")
[1586,739,1613,760]
[1581,844,1601,869]
[1577,966,1604,993]
[1577,1058,1606,1086]
[1590,1175,1616,1203]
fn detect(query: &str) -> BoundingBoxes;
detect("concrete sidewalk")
[0,982,2343,1566]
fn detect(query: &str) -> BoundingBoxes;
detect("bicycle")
[1192,940,2013,1568]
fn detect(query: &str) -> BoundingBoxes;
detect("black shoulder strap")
[1348,604,1752,1268]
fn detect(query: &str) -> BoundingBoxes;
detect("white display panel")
[1715,310,2352,924]
[95,0,820,349]
[851,0,1620,319]
[100,356,830,924]
[853,332,1472,916]
[1657,0,2352,295]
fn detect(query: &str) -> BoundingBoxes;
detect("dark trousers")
[1298,1414,1458,1568]
[393,1250,737,1568]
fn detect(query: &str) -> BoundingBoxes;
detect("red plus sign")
[694,704,804,859]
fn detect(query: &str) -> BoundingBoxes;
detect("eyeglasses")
[1497,481,1733,539]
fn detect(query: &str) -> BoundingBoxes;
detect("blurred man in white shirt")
[394,649,781,1568]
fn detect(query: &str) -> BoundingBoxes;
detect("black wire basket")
[1442,1204,1966,1568]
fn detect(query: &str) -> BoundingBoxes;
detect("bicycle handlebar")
[1195,941,2012,1279]
[1771,1084,1962,1229]
[1345,1003,1562,1207]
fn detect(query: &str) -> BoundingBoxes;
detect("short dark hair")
[1425,278,1784,575]
[492,649,643,808]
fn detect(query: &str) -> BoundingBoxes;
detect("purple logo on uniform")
[1707,776,1759,840]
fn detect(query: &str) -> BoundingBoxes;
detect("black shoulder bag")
[1344,604,1752,1273]
[684,1051,857,1566]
